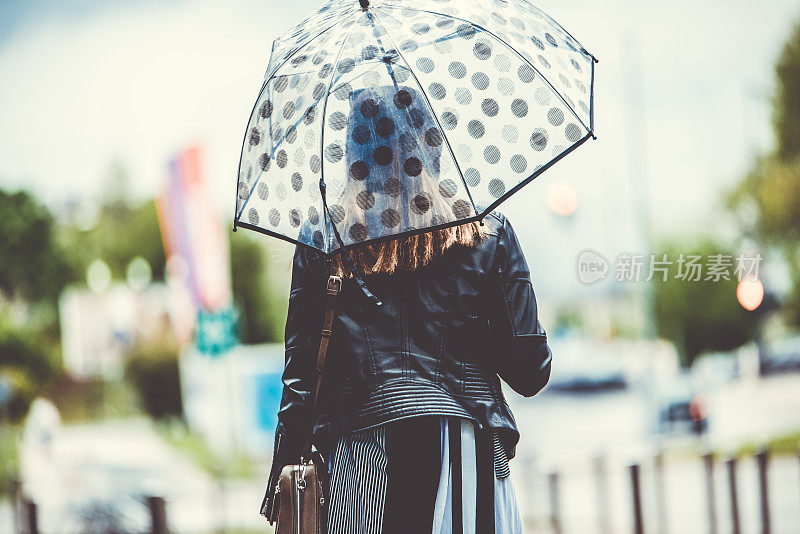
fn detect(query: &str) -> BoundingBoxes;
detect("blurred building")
[58,283,177,380]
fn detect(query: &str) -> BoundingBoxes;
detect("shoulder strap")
[301,273,342,462]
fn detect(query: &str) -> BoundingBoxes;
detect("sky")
[0,0,798,300]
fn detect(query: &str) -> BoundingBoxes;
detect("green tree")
[0,190,72,304]
[124,336,183,420]
[652,240,760,367]
[61,198,166,284]
[774,20,800,161]
[730,20,800,325]
[0,189,69,422]
[0,314,61,421]
[230,232,286,343]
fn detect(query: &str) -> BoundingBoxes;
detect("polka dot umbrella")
[234,0,597,255]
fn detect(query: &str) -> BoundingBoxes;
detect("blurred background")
[1,0,800,532]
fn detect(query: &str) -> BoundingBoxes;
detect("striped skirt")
[326,416,524,534]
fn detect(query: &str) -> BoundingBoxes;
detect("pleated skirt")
[326,416,524,534]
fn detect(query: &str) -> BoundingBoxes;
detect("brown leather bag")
[275,463,325,534]
[270,274,341,534]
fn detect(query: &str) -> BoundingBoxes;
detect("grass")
[0,422,20,499]
[736,428,800,457]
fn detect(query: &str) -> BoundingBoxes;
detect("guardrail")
[541,448,787,534]
[13,483,171,534]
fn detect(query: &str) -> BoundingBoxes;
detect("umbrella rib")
[234,75,269,229]
[482,130,594,216]
[516,0,598,64]
[589,53,596,132]
[235,21,345,225]
[264,9,354,83]
[369,11,481,220]
[365,11,414,230]
[235,93,324,223]
[380,3,593,136]
[318,25,358,253]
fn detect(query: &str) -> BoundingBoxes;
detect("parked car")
[546,337,628,392]
[762,335,800,375]
[654,378,709,436]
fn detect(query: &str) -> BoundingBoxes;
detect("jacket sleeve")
[262,246,325,523]
[486,215,552,397]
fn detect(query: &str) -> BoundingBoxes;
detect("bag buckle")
[327,275,342,295]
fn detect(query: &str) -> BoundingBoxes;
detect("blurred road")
[507,373,800,533]
[16,419,234,533]
[512,454,800,534]
[5,374,799,533]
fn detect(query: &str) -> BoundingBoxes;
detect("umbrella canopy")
[235,0,597,254]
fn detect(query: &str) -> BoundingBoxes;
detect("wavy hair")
[332,221,485,277]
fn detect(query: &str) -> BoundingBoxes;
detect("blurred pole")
[1,395,12,516]
[518,455,538,526]
[702,453,717,534]
[622,33,654,337]
[548,472,562,534]
[755,450,770,534]
[593,455,612,534]
[629,464,644,534]
[147,496,169,534]
[725,457,741,534]
[653,451,667,534]
[12,478,20,534]
[22,498,38,534]
[216,467,228,534]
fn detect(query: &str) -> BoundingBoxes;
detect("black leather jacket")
[262,212,551,519]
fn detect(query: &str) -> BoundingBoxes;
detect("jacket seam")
[500,280,517,337]
[360,322,378,381]
[435,322,447,386]
[401,302,408,378]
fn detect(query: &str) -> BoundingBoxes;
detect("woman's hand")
[260,429,302,524]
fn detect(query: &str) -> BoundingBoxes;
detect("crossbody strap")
[301,273,342,462]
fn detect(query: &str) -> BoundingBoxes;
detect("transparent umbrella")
[234,0,597,254]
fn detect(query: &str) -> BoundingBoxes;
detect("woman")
[263,86,552,534]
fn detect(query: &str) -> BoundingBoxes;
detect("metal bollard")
[653,452,667,534]
[593,455,612,534]
[755,450,770,534]
[11,478,21,534]
[20,497,38,534]
[629,464,644,534]
[725,457,740,534]
[548,472,562,534]
[147,496,169,534]
[703,452,717,534]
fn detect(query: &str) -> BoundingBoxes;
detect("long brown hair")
[332,221,484,277]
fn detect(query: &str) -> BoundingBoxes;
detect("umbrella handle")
[359,0,369,9]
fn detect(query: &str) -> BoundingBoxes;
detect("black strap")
[319,178,382,307]
[301,273,342,462]
[476,428,496,533]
